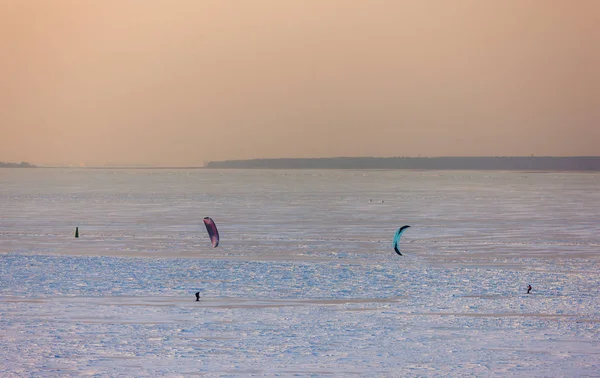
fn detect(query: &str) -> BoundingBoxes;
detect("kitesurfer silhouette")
[527,285,532,294]
[195,292,200,301]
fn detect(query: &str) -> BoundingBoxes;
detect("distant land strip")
[205,157,600,171]
[0,161,36,168]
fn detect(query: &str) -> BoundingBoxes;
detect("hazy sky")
[1,0,599,166]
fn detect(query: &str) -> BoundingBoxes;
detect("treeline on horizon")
[0,161,36,168]
[206,156,600,171]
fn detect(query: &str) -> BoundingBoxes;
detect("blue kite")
[392,225,411,256]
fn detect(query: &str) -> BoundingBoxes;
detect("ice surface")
[1,169,599,376]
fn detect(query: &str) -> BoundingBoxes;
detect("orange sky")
[1,0,599,166]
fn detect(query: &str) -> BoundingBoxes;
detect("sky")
[1,0,599,166]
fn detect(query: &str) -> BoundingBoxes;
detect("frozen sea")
[1,168,599,377]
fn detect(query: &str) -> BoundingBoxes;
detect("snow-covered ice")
[1,169,599,376]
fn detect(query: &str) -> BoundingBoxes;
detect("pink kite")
[203,217,220,248]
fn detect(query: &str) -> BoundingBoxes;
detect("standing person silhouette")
[195,292,200,301]
[527,285,532,294]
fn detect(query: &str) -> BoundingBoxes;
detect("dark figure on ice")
[527,285,532,294]
[195,292,200,301]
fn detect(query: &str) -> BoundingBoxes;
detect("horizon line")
[6,155,599,169]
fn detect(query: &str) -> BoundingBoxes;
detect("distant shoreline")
[0,162,36,168]
[5,157,600,171]
[38,166,206,169]
[205,156,600,171]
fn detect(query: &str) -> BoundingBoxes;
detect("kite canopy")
[203,217,220,248]
[392,225,410,255]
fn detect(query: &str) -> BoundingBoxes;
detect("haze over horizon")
[2,1,599,167]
